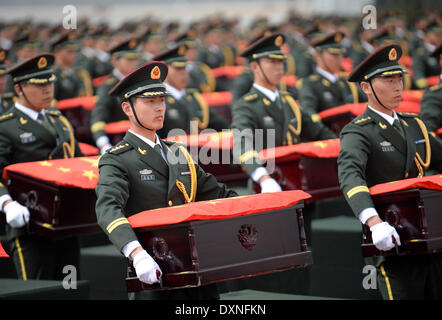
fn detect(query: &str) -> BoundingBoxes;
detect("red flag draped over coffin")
[0,242,9,258]
[370,174,442,195]
[128,190,311,229]
[3,156,100,189]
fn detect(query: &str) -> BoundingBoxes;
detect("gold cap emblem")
[388,48,397,61]
[334,33,342,43]
[0,50,5,61]
[37,57,47,69]
[129,39,137,49]
[150,65,161,80]
[274,35,283,47]
[178,45,186,56]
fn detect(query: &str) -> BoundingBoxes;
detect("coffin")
[319,97,422,136]
[3,156,100,239]
[361,175,442,257]
[125,190,313,292]
[255,139,342,203]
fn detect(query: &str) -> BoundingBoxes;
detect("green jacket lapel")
[124,131,169,178]
[399,116,417,176]
[366,108,407,155]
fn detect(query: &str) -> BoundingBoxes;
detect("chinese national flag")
[0,242,9,258]
[259,139,341,162]
[129,190,311,229]
[370,175,442,196]
[3,156,100,189]
[105,120,130,135]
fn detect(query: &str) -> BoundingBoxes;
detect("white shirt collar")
[113,68,125,81]
[316,67,339,83]
[253,83,279,102]
[367,105,399,125]
[128,130,162,149]
[15,102,44,122]
[361,40,374,54]
[165,83,186,100]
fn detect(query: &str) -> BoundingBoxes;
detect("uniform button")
[168,200,173,207]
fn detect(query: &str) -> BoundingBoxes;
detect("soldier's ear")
[14,83,23,96]
[121,100,133,117]
[359,81,372,96]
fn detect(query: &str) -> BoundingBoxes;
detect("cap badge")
[0,50,5,61]
[388,48,397,61]
[274,35,283,47]
[129,39,137,49]
[37,57,47,69]
[334,33,342,43]
[151,65,161,80]
[178,45,186,56]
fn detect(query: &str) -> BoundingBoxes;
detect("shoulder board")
[429,83,442,92]
[105,77,118,85]
[186,88,198,94]
[243,93,258,101]
[108,142,132,155]
[308,74,320,82]
[398,112,419,118]
[0,112,15,122]
[46,109,62,117]
[353,116,372,125]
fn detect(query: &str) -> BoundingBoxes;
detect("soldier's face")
[16,82,54,111]
[166,66,188,90]
[252,58,284,86]
[361,75,404,111]
[124,96,166,131]
[318,51,342,74]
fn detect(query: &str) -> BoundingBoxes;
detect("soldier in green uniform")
[50,32,94,101]
[95,61,237,300]
[298,32,367,116]
[420,45,442,136]
[174,30,216,93]
[0,48,11,113]
[90,38,141,154]
[338,44,442,300]
[152,44,230,139]
[411,21,442,89]
[196,26,226,69]
[0,54,84,280]
[231,33,336,193]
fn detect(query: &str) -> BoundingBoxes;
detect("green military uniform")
[411,22,442,89]
[231,33,336,177]
[299,32,367,116]
[95,62,237,300]
[338,44,442,300]
[90,38,141,146]
[0,48,13,114]
[50,33,94,101]
[151,44,230,139]
[0,54,84,280]
[420,45,442,135]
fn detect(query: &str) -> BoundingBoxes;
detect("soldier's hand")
[4,201,30,228]
[100,143,113,155]
[133,250,162,285]
[370,222,401,251]
[260,177,282,193]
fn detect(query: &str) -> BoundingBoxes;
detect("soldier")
[0,48,11,113]
[50,32,94,101]
[152,44,230,139]
[174,30,216,93]
[338,44,442,300]
[0,54,84,280]
[231,33,336,194]
[420,45,442,136]
[90,38,141,154]
[298,32,367,116]
[139,29,164,64]
[412,21,442,89]
[95,61,237,299]
[196,25,226,69]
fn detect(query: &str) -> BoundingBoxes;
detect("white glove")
[133,250,162,285]
[4,201,30,228]
[370,222,401,251]
[260,177,282,193]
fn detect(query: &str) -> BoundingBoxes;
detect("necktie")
[154,144,167,163]
[393,119,405,139]
[37,113,57,137]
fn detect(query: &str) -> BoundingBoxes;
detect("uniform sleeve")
[300,109,337,141]
[298,79,319,115]
[90,85,114,143]
[230,71,253,103]
[420,90,441,133]
[337,124,375,217]
[95,154,138,252]
[231,100,265,177]
[195,164,238,201]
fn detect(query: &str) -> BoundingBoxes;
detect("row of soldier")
[0,10,441,300]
